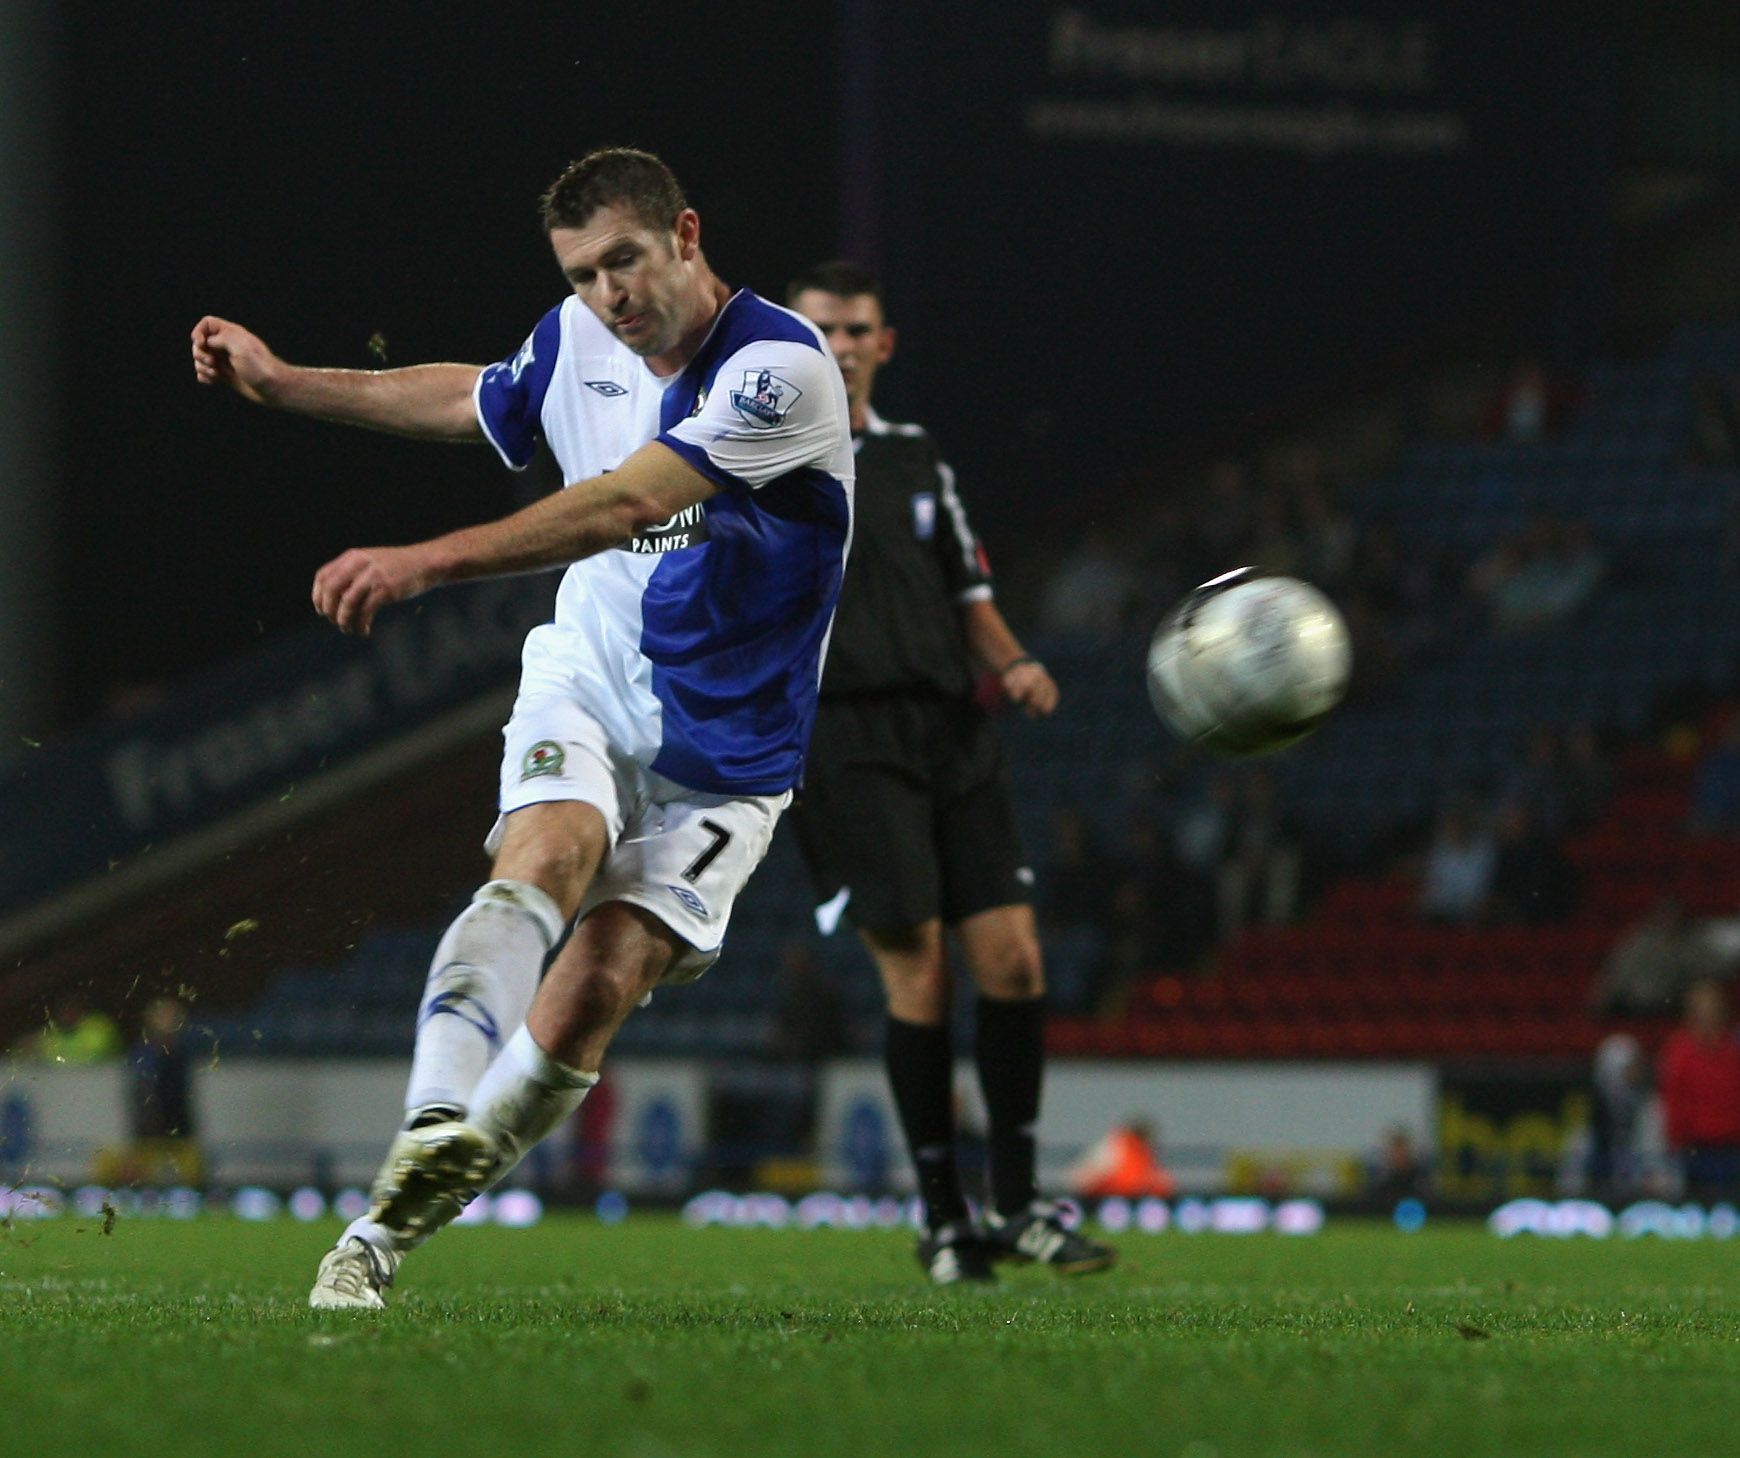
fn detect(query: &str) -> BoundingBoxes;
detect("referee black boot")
[915,1219,997,1286]
[985,1200,1116,1275]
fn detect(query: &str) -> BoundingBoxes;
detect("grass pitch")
[4,1215,1739,1457]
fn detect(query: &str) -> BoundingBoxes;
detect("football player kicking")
[784,262,1113,1282]
[193,149,852,1307]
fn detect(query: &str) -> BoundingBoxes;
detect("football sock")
[975,994,1046,1216]
[884,1015,969,1229]
[469,1025,599,1170]
[403,880,566,1116]
[339,1216,406,1267]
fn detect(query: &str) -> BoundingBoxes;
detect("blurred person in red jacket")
[1658,978,1740,1201]
[1069,1118,1177,1200]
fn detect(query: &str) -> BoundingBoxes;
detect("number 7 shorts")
[486,693,790,984]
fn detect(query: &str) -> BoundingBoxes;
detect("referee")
[786,262,1114,1284]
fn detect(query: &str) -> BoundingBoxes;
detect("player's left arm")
[960,597,1058,718]
[934,455,1058,717]
[311,442,715,635]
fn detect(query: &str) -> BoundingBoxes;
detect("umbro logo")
[667,884,709,918]
[585,380,629,398]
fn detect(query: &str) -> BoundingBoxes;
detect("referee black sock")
[975,994,1046,1217]
[884,1015,969,1230]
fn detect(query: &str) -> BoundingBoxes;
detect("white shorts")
[488,693,788,983]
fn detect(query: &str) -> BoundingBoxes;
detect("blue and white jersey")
[472,290,853,796]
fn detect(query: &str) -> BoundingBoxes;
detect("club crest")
[521,741,565,780]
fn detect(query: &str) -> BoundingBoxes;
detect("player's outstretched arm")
[190,316,483,441]
[960,597,1059,718]
[311,441,716,636]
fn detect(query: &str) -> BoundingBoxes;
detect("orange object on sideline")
[1069,1125,1178,1199]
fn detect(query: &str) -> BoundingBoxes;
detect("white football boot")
[368,1119,502,1242]
[308,1237,395,1310]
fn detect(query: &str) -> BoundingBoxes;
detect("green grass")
[4,1215,1740,1457]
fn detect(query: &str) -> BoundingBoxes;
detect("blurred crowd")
[1035,446,1453,705]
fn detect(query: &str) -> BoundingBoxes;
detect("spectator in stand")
[1689,716,1740,835]
[1167,778,1237,953]
[1094,817,1216,1001]
[1366,1126,1428,1203]
[1262,439,1329,503]
[1350,523,1453,671]
[1194,457,1255,572]
[1502,728,1572,834]
[1069,1117,1177,1201]
[1469,516,1606,634]
[1039,806,1115,936]
[1590,895,1721,1018]
[1132,495,1199,629]
[1692,369,1740,470]
[765,940,851,1158]
[767,940,850,1066]
[1215,769,1303,937]
[125,997,202,1186]
[1294,484,1360,590]
[1588,1032,1648,1197]
[1658,977,1740,1201]
[1174,773,1237,882]
[1559,724,1615,830]
[1487,803,1579,924]
[1418,801,1497,923]
[1480,354,1582,443]
[27,994,122,1065]
[1334,589,1402,699]
[1037,527,1139,632]
[1245,491,1301,579]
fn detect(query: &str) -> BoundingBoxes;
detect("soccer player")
[784,262,1113,1283]
[192,150,853,1308]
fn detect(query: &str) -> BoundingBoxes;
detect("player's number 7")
[681,819,733,883]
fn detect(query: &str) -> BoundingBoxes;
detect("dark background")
[53,1,842,719]
[36,0,1631,726]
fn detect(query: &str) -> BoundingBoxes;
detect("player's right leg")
[310,696,622,1309]
[309,802,610,1309]
[791,734,995,1285]
[310,896,671,1311]
[468,900,681,1156]
[860,920,995,1285]
[936,717,1113,1277]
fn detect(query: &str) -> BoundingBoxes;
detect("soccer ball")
[1146,569,1351,755]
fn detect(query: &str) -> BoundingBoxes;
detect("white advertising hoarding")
[816,1059,1437,1194]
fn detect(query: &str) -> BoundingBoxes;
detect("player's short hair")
[540,148,689,234]
[786,259,885,308]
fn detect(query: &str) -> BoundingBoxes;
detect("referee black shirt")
[822,408,993,699]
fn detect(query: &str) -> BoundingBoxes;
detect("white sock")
[403,880,566,1117]
[340,1216,407,1267]
[469,1025,598,1170]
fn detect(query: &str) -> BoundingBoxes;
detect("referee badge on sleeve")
[911,492,937,540]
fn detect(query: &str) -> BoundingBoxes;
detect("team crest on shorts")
[667,883,709,918]
[729,368,801,429]
[521,741,565,780]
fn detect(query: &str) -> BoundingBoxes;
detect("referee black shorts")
[789,692,1031,932]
